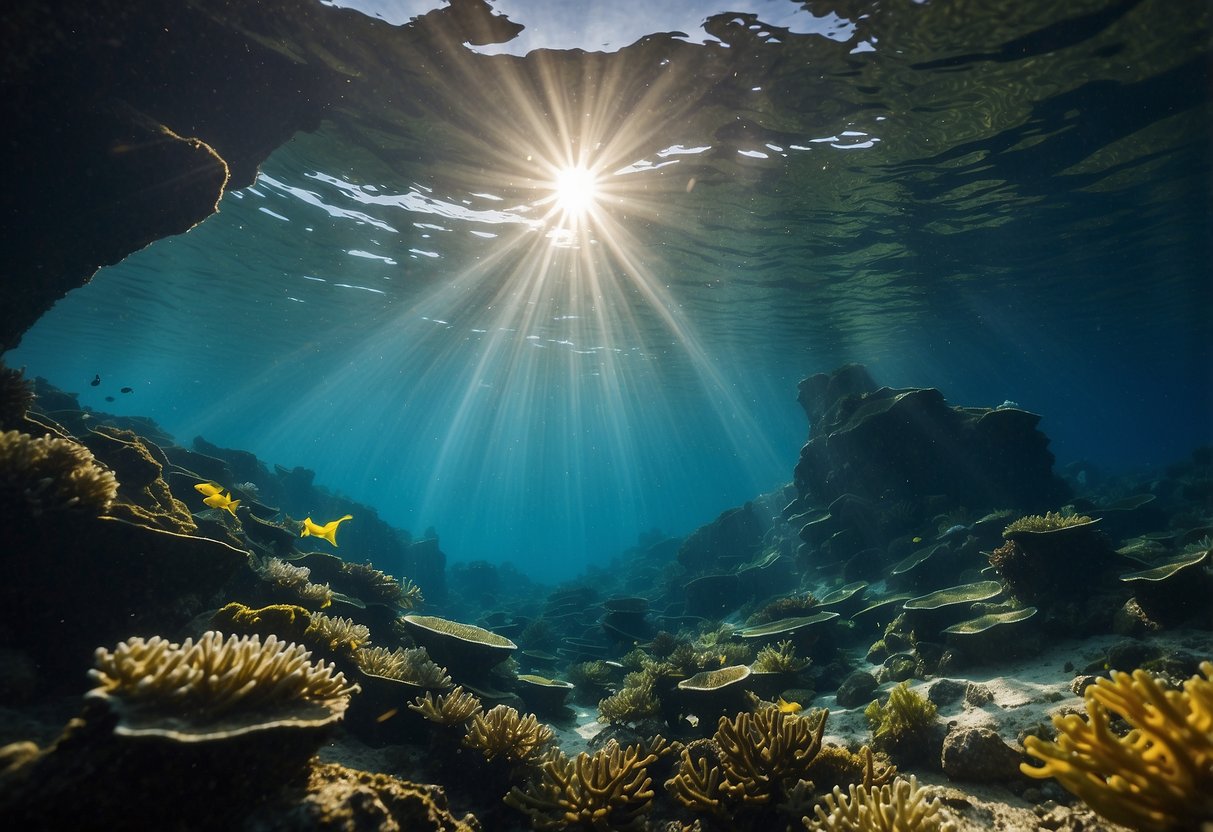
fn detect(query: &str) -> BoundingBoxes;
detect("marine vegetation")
[463,704,556,767]
[301,513,353,546]
[305,611,371,656]
[86,631,359,736]
[261,556,334,609]
[804,775,955,832]
[746,594,818,627]
[505,739,670,830]
[1002,510,1094,534]
[1022,661,1213,832]
[753,639,810,674]
[355,645,452,689]
[0,429,118,519]
[864,683,938,762]
[665,707,826,824]
[408,685,483,726]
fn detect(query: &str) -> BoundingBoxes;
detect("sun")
[552,165,599,219]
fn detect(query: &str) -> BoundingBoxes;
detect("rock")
[677,503,765,574]
[927,678,966,706]
[834,670,878,708]
[963,682,994,708]
[941,726,1024,782]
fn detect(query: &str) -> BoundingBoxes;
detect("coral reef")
[0,429,118,519]
[804,775,955,832]
[463,704,555,766]
[355,646,452,689]
[304,612,372,657]
[747,595,819,627]
[1022,661,1213,831]
[505,739,664,830]
[1002,510,1095,534]
[341,560,424,608]
[87,631,359,738]
[0,362,34,430]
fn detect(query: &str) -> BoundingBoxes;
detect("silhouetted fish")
[120,387,133,394]
[90,374,100,387]
[104,396,114,402]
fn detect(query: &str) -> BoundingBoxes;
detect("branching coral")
[463,704,555,766]
[262,557,334,608]
[1003,510,1094,535]
[211,602,312,642]
[599,670,662,725]
[505,740,662,830]
[86,631,359,734]
[0,430,118,518]
[408,685,483,726]
[753,640,810,674]
[305,612,372,655]
[865,683,937,761]
[341,561,424,609]
[1021,661,1213,831]
[355,645,451,689]
[804,775,955,832]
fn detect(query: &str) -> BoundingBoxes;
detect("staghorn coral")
[753,639,810,674]
[1021,661,1213,832]
[1002,510,1093,535]
[865,683,938,761]
[0,430,118,518]
[355,645,452,689]
[505,740,661,830]
[667,708,827,817]
[804,775,955,832]
[305,611,372,655]
[86,631,359,737]
[464,704,555,766]
[409,685,483,726]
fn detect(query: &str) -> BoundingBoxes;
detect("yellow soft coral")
[1022,660,1213,831]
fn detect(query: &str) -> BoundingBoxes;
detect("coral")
[294,761,478,831]
[864,683,938,761]
[262,557,334,609]
[568,660,615,691]
[0,363,33,429]
[599,668,663,725]
[1003,510,1094,534]
[666,708,827,816]
[804,775,955,832]
[341,560,424,608]
[86,631,359,738]
[211,602,312,642]
[408,685,483,726]
[505,739,663,830]
[355,645,452,689]
[753,640,810,674]
[463,704,555,766]
[304,612,372,656]
[0,430,118,518]
[804,745,896,796]
[747,595,818,627]
[1021,661,1213,831]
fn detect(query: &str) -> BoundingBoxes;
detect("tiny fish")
[120,387,133,394]
[912,536,923,544]
[376,708,399,723]
[90,374,101,387]
[301,514,353,547]
[105,396,114,402]
[777,696,802,715]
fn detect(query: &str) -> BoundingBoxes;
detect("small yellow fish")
[777,696,802,715]
[194,481,225,498]
[301,514,353,547]
[203,490,240,517]
[912,536,923,544]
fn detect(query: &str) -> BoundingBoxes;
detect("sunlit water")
[7,0,1210,581]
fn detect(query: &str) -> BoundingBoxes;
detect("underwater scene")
[1,0,1211,829]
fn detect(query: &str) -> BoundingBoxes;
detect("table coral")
[1022,660,1213,831]
[505,740,662,830]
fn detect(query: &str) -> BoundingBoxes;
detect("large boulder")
[793,365,1069,512]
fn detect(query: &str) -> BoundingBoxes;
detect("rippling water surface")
[9,0,1210,578]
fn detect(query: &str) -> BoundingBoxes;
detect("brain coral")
[0,430,118,518]
[87,631,360,740]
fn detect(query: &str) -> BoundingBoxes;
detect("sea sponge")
[804,775,955,831]
[463,704,555,766]
[0,430,117,518]
[865,683,938,762]
[355,645,452,689]
[1021,661,1213,831]
[408,685,483,726]
[86,631,359,739]
[505,739,664,830]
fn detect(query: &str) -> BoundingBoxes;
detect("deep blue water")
[6,0,1211,581]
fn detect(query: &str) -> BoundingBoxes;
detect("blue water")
[7,0,1211,582]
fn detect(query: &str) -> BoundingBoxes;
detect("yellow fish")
[777,696,802,715]
[912,536,923,544]
[203,490,240,517]
[194,481,224,498]
[301,514,353,547]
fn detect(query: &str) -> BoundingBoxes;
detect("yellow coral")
[0,430,118,517]
[1022,661,1213,831]
[355,645,451,688]
[505,740,660,830]
[305,612,371,655]
[463,704,555,765]
[804,775,955,832]
[408,685,483,726]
